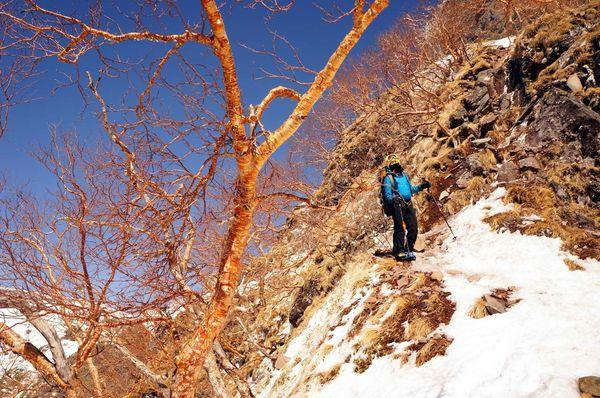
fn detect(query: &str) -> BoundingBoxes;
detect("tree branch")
[255,0,390,167]
[201,0,247,155]
[138,42,184,113]
[0,322,70,391]
[250,86,301,124]
[256,192,334,210]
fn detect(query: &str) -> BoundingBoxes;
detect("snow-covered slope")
[255,189,600,398]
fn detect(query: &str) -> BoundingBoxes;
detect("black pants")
[392,197,418,254]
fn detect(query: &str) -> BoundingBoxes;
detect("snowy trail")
[258,189,600,398]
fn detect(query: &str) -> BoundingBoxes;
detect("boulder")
[414,235,427,252]
[456,172,472,189]
[483,294,506,314]
[478,113,497,137]
[467,150,497,176]
[449,106,468,129]
[527,89,600,159]
[472,137,492,147]
[567,73,583,92]
[463,85,491,115]
[499,93,511,110]
[497,161,519,183]
[466,154,485,176]
[476,69,494,83]
[579,376,600,396]
[518,157,540,171]
[275,352,291,370]
[458,122,478,140]
[587,180,600,203]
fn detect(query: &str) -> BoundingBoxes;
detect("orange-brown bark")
[0,321,78,396]
[172,1,389,396]
[255,0,389,167]
[0,1,390,396]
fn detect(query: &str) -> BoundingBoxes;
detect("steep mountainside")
[223,2,600,397]
[1,2,599,398]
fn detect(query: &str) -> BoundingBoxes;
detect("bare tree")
[0,1,390,396]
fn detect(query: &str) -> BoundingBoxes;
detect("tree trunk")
[173,165,257,397]
[204,351,233,398]
[0,321,78,396]
[28,316,72,383]
[86,357,104,398]
[170,2,389,396]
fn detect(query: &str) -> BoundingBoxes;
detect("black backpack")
[379,171,397,216]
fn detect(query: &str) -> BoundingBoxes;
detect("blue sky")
[0,0,423,194]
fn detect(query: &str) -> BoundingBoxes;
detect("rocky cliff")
[224,2,600,397]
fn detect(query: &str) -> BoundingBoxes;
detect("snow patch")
[484,36,516,49]
[258,188,600,398]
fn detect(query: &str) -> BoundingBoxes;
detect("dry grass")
[351,272,455,373]
[564,259,585,271]
[446,177,492,214]
[404,317,437,341]
[520,1,600,93]
[411,335,453,367]
[353,356,372,374]
[406,273,429,292]
[348,286,382,338]
[318,364,341,384]
[485,184,600,260]
[468,298,489,319]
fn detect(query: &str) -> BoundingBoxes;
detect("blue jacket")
[382,171,423,203]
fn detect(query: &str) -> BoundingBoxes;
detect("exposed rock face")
[463,84,491,116]
[527,89,600,160]
[220,3,600,397]
[289,278,320,327]
[518,157,540,171]
[497,161,519,183]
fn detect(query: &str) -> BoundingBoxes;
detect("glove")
[421,180,431,190]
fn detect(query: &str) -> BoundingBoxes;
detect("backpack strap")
[388,173,398,195]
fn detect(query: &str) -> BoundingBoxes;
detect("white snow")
[257,188,600,398]
[484,36,516,49]
[435,54,454,68]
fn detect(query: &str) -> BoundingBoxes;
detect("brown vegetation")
[564,259,585,272]
[0,0,597,396]
[352,271,455,372]
[485,185,600,260]
[411,334,453,367]
[317,364,341,384]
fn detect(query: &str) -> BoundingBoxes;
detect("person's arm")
[407,174,430,194]
[406,174,421,194]
[382,175,395,202]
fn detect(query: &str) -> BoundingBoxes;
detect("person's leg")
[403,204,418,252]
[392,200,406,255]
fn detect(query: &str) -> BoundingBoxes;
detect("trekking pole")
[428,189,457,240]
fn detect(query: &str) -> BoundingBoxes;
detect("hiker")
[380,154,430,261]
